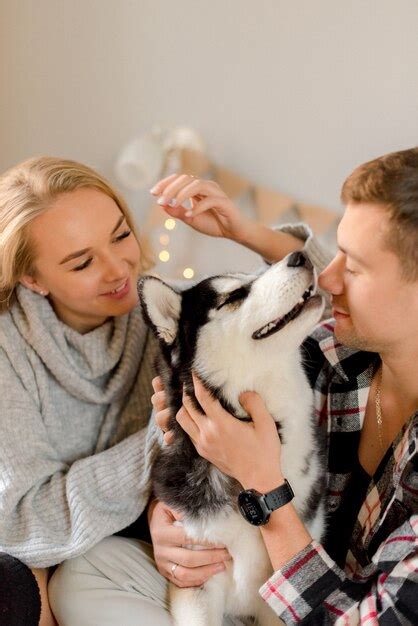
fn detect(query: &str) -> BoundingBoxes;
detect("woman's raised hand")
[150,174,252,242]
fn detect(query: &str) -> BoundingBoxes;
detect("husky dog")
[139,251,326,626]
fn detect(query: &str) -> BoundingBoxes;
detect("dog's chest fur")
[152,326,325,529]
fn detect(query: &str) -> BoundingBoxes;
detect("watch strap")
[263,479,294,512]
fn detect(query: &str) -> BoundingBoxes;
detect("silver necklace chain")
[375,366,385,452]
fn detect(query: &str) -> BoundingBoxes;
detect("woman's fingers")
[168,560,227,588]
[161,541,231,587]
[185,195,234,219]
[151,389,167,413]
[149,501,230,588]
[167,545,230,570]
[157,174,196,206]
[151,376,164,393]
[174,180,220,207]
[155,407,171,431]
[150,173,179,196]
[163,430,176,445]
[152,174,222,209]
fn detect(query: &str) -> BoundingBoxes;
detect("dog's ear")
[138,276,181,345]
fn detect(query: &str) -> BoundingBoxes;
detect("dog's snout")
[287,251,312,270]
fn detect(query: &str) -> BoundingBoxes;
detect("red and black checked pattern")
[260,321,418,624]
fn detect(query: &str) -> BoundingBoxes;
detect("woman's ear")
[19,274,49,297]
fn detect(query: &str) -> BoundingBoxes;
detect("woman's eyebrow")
[59,215,126,264]
[110,215,125,235]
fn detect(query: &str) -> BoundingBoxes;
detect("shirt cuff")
[259,540,345,623]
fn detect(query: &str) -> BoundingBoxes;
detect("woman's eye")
[345,267,356,275]
[217,286,248,310]
[73,258,92,272]
[115,230,131,242]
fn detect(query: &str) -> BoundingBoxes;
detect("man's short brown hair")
[341,147,418,281]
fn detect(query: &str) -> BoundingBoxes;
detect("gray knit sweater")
[0,284,160,568]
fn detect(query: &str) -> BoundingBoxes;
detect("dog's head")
[139,251,324,402]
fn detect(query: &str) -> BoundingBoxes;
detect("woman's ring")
[171,562,179,577]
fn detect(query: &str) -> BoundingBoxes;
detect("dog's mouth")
[252,285,319,340]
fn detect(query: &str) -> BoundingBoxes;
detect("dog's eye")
[217,286,248,310]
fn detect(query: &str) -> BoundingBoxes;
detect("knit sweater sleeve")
[274,222,333,273]
[0,348,161,568]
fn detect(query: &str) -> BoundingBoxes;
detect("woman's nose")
[102,254,126,281]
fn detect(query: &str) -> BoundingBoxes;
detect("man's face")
[318,202,418,355]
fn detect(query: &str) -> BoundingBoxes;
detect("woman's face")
[20,187,142,333]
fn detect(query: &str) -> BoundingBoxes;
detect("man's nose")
[318,255,343,294]
[287,251,313,270]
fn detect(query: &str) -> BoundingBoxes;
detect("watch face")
[238,491,268,526]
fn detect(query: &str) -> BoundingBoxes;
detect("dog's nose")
[287,251,313,269]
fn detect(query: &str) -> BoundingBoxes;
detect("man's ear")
[138,276,181,345]
[19,274,49,297]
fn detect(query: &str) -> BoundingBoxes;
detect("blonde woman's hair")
[0,156,154,312]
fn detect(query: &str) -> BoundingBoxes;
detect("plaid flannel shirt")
[260,319,418,625]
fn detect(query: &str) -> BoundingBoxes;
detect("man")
[151,147,418,624]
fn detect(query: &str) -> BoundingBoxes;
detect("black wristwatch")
[238,479,294,526]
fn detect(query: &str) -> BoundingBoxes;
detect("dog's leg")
[169,579,226,626]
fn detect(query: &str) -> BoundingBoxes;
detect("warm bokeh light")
[159,234,170,245]
[183,267,195,279]
[159,250,170,262]
[164,218,176,230]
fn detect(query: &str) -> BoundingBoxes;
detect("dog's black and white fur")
[139,251,326,626]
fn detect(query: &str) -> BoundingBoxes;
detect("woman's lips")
[101,279,130,300]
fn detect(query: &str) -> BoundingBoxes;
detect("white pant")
[48,536,251,626]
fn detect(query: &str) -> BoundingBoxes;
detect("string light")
[159,250,170,262]
[183,267,195,279]
[164,218,176,230]
[159,234,170,245]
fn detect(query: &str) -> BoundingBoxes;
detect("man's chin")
[334,323,372,352]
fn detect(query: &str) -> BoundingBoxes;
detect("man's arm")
[260,515,418,624]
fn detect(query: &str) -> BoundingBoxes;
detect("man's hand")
[177,374,284,493]
[147,499,231,588]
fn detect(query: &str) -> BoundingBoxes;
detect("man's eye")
[217,287,248,310]
[73,258,92,271]
[115,230,131,242]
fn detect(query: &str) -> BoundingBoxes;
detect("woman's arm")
[150,174,304,263]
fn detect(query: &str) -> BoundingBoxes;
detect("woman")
[0,160,301,625]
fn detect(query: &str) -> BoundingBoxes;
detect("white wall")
[1,0,417,221]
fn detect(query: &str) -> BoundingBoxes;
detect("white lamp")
[115,126,206,190]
